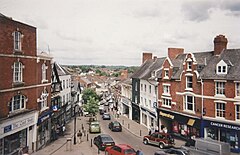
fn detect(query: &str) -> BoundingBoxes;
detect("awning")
[187,119,195,126]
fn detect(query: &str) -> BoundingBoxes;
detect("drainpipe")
[200,77,204,138]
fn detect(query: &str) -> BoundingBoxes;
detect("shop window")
[236,105,240,120]
[9,94,26,112]
[216,102,225,118]
[236,83,240,97]
[142,113,147,126]
[206,128,218,140]
[215,82,225,95]
[185,95,194,112]
[13,61,23,83]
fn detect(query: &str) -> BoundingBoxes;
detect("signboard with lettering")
[210,122,240,131]
[159,111,174,119]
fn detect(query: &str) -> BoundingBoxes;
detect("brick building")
[0,14,52,154]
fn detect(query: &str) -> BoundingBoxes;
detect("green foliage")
[111,72,120,77]
[83,96,99,115]
[82,88,99,104]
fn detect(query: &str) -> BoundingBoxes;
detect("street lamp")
[73,104,77,145]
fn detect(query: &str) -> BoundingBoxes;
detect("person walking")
[77,130,82,144]
[155,125,159,132]
[136,147,144,155]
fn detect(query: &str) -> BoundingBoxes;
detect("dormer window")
[151,71,156,77]
[216,60,227,74]
[164,68,169,79]
[13,31,22,51]
[187,61,192,70]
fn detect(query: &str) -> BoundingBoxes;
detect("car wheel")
[159,143,164,149]
[143,139,148,145]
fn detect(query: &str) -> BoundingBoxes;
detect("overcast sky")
[1,0,240,66]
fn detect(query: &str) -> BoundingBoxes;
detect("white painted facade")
[139,79,158,129]
[120,81,132,119]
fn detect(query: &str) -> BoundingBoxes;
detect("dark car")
[93,134,115,151]
[100,109,106,115]
[143,132,174,149]
[164,148,189,155]
[102,113,111,120]
[109,121,122,132]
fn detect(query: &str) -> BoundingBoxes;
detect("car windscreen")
[124,148,135,154]
[113,122,120,126]
[102,136,113,142]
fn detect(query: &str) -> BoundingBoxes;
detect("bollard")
[128,123,130,129]
[122,120,124,125]
[98,148,100,154]
[84,129,86,136]
[82,124,84,130]
[87,133,89,141]
[91,139,92,147]
[66,138,72,151]
[140,130,142,136]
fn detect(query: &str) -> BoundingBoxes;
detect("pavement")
[31,110,239,155]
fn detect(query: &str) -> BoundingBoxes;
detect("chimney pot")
[168,48,184,60]
[142,52,152,64]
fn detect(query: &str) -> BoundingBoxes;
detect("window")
[163,85,170,94]
[42,63,47,82]
[149,100,151,107]
[141,84,143,91]
[216,102,225,118]
[216,60,227,74]
[185,95,194,111]
[165,70,169,78]
[141,97,143,104]
[66,79,69,88]
[14,31,22,51]
[144,84,146,92]
[135,96,138,103]
[62,80,65,89]
[40,88,48,109]
[186,76,193,89]
[13,61,23,82]
[162,98,171,107]
[135,82,138,91]
[145,98,147,106]
[149,85,151,93]
[63,95,65,104]
[187,62,192,70]
[236,83,240,97]
[9,95,26,112]
[216,82,225,95]
[236,105,240,120]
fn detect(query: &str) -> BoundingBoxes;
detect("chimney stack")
[142,52,152,64]
[168,48,184,60]
[153,56,157,61]
[214,35,228,55]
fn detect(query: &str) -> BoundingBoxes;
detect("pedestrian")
[155,125,159,132]
[136,147,144,155]
[77,130,82,144]
[163,127,168,133]
[148,126,152,135]
[150,125,155,134]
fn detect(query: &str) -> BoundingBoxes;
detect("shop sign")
[210,122,240,131]
[159,111,174,119]
[4,117,34,133]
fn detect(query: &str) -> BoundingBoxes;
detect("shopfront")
[65,104,72,123]
[36,110,52,150]
[140,107,157,128]
[0,111,38,155]
[120,97,131,119]
[132,102,140,123]
[202,119,240,153]
[158,108,201,139]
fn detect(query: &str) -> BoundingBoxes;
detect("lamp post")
[74,104,77,145]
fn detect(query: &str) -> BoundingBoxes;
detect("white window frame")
[215,102,225,118]
[236,82,240,97]
[186,76,193,90]
[13,31,22,51]
[215,82,225,95]
[187,61,192,70]
[13,61,23,83]
[163,84,170,95]
[185,95,194,112]
[216,60,227,75]
[162,98,171,107]
[9,94,26,112]
[42,63,48,83]
[40,88,49,110]
[236,104,240,121]
[164,69,169,79]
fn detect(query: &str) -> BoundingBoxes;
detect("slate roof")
[200,49,240,80]
[171,51,213,80]
[130,57,166,80]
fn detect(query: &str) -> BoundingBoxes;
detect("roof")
[131,57,166,80]
[200,49,240,80]
[55,63,71,76]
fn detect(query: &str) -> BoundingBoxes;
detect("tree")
[83,96,99,115]
[82,88,99,104]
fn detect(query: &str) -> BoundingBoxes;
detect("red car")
[105,144,136,155]
[143,132,174,149]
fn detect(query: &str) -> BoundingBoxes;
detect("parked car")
[102,113,111,120]
[89,117,97,123]
[89,121,101,133]
[93,134,115,151]
[143,132,174,149]
[164,148,189,155]
[109,121,122,132]
[105,144,136,155]
[100,109,106,115]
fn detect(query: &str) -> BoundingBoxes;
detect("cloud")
[220,1,240,16]
[181,1,216,22]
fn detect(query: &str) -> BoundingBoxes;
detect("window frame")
[13,31,22,51]
[13,61,23,83]
[236,104,240,120]
[216,102,226,118]
[187,61,192,70]
[186,76,193,89]
[236,83,240,97]
[162,98,171,107]
[9,94,26,112]
[185,95,194,112]
[215,82,225,95]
